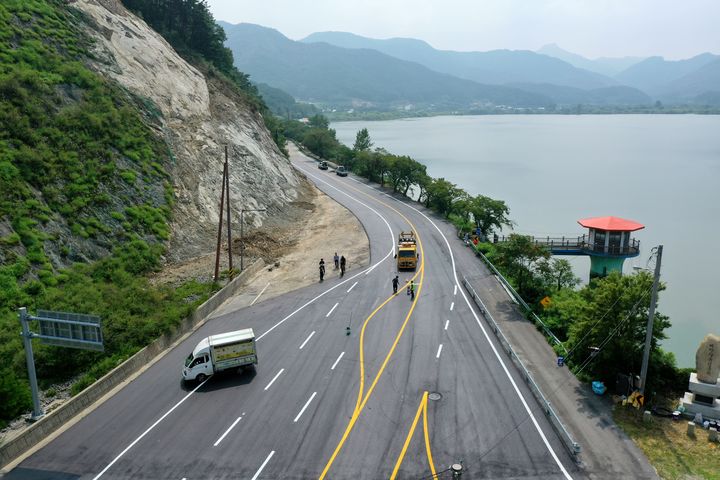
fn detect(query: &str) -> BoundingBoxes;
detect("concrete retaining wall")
[0,259,264,468]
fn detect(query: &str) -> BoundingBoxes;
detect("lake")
[333,115,720,367]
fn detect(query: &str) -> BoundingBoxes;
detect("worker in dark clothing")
[319,258,325,281]
[392,275,399,294]
[340,255,346,277]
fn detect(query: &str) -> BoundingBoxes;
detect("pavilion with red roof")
[576,216,644,278]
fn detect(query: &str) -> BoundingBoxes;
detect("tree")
[563,271,670,387]
[425,178,460,217]
[537,258,580,292]
[308,114,329,130]
[353,128,373,151]
[303,128,336,159]
[493,234,550,300]
[469,195,513,238]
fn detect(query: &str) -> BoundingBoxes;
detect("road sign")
[540,296,552,309]
[35,309,104,351]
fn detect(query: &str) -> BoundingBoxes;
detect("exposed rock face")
[72,0,306,262]
[696,334,720,384]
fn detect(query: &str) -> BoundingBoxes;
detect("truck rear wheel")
[196,373,207,383]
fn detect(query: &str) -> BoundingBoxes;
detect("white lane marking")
[450,302,455,311]
[213,416,242,447]
[399,201,573,479]
[454,285,458,296]
[299,331,316,349]
[251,450,275,480]
[92,380,208,479]
[264,368,284,391]
[251,282,271,305]
[444,320,450,331]
[436,344,443,359]
[294,392,318,423]
[91,157,395,479]
[326,302,339,317]
[347,281,358,293]
[331,351,345,370]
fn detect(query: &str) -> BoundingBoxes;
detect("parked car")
[336,166,348,177]
[318,161,328,170]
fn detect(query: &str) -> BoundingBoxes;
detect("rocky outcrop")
[72,0,306,262]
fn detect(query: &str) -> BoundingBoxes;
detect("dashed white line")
[331,351,345,370]
[264,368,284,391]
[326,302,339,317]
[213,416,242,447]
[347,281,358,293]
[436,344,443,359]
[251,450,275,480]
[444,320,450,331]
[450,301,455,311]
[251,282,271,305]
[299,331,316,349]
[454,285,457,296]
[294,392,317,423]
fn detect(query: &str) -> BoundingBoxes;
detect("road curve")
[4,146,581,480]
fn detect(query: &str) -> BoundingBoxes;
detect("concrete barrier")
[0,259,264,468]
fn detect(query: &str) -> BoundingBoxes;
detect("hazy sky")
[206,0,719,60]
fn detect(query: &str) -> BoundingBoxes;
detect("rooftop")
[577,216,645,232]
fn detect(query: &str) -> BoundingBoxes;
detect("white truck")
[182,329,257,382]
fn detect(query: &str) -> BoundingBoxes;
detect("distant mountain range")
[220,22,719,112]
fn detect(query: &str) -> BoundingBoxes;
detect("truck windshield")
[184,353,194,367]
[399,250,416,257]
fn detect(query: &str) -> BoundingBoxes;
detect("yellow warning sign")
[540,296,552,309]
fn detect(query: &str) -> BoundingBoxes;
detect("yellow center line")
[422,392,437,476]
[390,392,427,480]
[318,182,426,480]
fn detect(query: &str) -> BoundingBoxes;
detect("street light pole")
[639,244,663,395]
[240,208,266,271]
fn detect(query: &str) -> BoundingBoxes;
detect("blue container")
[592,381,607,395]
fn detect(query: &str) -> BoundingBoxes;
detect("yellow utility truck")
[397,231,418,270]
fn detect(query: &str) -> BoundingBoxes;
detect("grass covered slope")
[0,0,217,427]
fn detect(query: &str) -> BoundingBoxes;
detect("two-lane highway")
[4,145,581,479]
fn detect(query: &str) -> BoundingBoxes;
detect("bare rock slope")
[73,0,306,262]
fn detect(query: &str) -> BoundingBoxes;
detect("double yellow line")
[318,183,435,479]
[390,391,436,479]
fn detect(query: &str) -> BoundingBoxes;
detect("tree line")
[276,115,513,238]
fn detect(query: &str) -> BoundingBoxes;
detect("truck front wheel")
[196,373,207,383]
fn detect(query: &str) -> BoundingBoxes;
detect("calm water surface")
[333,115,720,367]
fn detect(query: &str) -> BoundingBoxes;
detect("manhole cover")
[428,392,442,401]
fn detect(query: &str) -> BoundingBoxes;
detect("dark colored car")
[318,161,328,170]
[336,166,348,177]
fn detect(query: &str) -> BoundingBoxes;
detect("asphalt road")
[4,149,583,479]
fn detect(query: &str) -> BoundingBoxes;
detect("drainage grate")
[428,392,442,401]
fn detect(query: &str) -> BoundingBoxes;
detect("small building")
[577,216,644,278]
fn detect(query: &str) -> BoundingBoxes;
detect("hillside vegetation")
[0,0,260,427]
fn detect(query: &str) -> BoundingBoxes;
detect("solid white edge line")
[347,281,358,293]
[331,351,345,370]
[299,331,316,350]
[92,379,208,479]
[251,450,275,480]
[436,344,443,359]
[293,392,318,423]
[450,301,455,311]
[326,302,339,318]
[264,368,285,391]
[398,198,573,480]
[444,320,450,331]
[250,282,271,306]
[213,416,242,447]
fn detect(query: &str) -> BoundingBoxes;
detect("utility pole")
[639,244,663,395]
[213,155,227,282]
[225,146,233,272]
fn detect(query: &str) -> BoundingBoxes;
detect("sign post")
[18,308,104,421]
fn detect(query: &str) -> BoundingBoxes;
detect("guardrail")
[470,247,567,354]
[462,276,581,460]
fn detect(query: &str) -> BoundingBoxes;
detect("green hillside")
[0,0,219,426]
